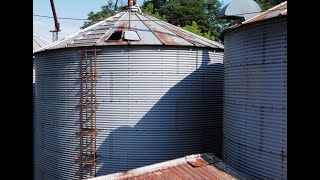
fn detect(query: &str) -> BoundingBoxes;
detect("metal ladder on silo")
[75,49,100,179]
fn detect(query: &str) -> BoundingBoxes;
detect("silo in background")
[221,1,287,179]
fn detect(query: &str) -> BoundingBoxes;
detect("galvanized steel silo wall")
[223,17,287,179]
[35,46,223,180]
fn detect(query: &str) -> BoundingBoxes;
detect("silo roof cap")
[35,11,223,53]
[222,1,287,35]
[218,0,261,21]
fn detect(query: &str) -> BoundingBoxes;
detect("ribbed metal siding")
[33,82,35,180]
[34,46,223,180]
[223,17,287,180]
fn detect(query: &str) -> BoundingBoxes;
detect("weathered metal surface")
[36,12,126,51]
[103,21,130,46]
[136,13,193,46]
[33,35,50,178]
[34,46,224,179]
[151,15,224,49]
[243,1,287,25]
[186,154,214,167]
[88,153,248,180]
[35,11,223,52]
[124,30,140,41]
[33,35,50,53]
[218,0,261,21]
[222,16,287,180]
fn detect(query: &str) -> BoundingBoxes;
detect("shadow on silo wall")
[96,50,224,175]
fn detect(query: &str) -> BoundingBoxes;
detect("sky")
[33,0,232,42]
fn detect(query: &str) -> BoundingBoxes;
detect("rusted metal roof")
[33,34,50,53]
[35,11,223,53]
[88,153,248,180]
[242,1,287,24]
[222,1,287,35]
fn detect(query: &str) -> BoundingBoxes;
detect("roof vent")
[128,0,136,6]
[107,30,123,41]
[124,30,140,41]
[218,0,261,21]
[126,0,140,12]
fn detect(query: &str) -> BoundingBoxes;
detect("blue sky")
[33,0,232,42]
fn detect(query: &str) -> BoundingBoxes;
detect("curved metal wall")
[34,46,223,180]
[223,17,287,180]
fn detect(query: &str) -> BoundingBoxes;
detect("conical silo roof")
[33,34,50,53]
[36,11,223,52]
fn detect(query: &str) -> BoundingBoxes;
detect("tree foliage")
[141,3,166,21]
[81,0,125,29]
[255,0,279,11]
[182,21,215,41]
[182,21,203,36]
[142,0,227,42]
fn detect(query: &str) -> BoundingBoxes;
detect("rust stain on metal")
[186,157,209,167]
[128,0,136,6]
[156,33,182,46]
[104,21,129,45]
[161,24,209,47]
[95,21,129,46]
[206,164,238,180]
[243,1,287,24]
[113,21,129,32]
[95,36,108,45]
[185,153,215,167]
[106,41,129,45]
[91,153,248,180]
[143,20,182,46]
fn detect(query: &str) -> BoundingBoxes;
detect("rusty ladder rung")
[76,48,99,179]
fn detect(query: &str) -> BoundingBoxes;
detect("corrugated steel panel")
[35,11,223,52]
[34,46,223,180]
[33,34,50,82]
[222,17,287,180]
[88,153,249,180]
[33,35,49,178]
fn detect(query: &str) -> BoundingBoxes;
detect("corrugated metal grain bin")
[34,8,224,180]
[33,34,50,180]
[221,2,287,179]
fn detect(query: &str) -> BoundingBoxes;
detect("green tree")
[142,0,168,11]
[182,21,203,36]
[182,21,215,41]
[255,0,285,11]
[81,0,122,29]
[141,3,166,21]
[157,0,207,28]
[142,0,226,42]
